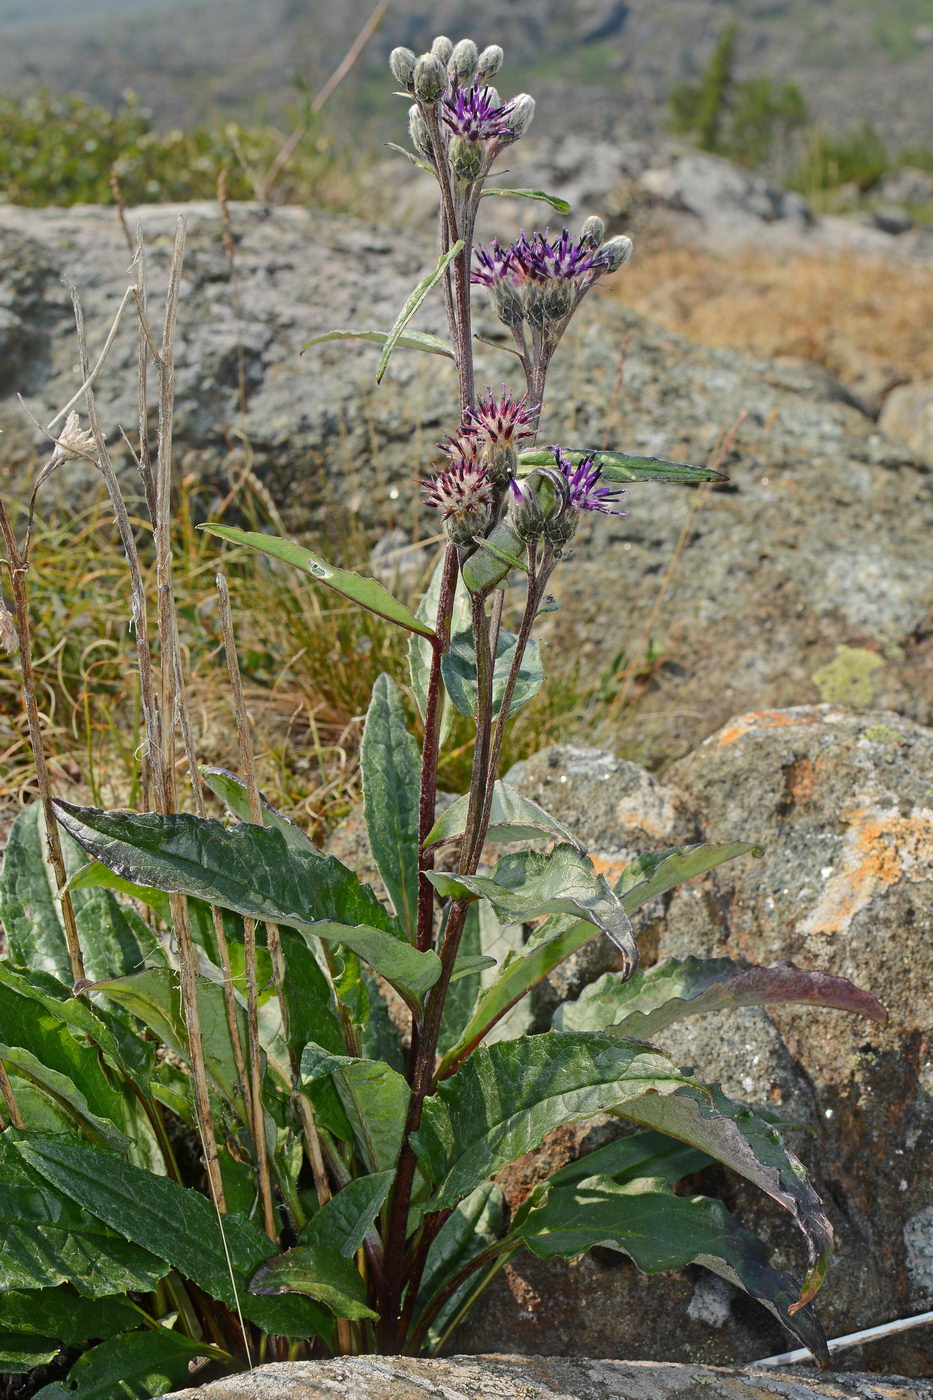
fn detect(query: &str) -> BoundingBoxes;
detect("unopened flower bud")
[508,93,535,136]
[543,281,575,322]
[448,38,479,85]
[523,281,547,327]
[483,85,501,108]
[414,52,447,103]
[580,215,606,247]
[408,105,433,159]
[389,46,417,90]
[599,234,634,272]
[477,44,504,81]
[493,279,524,326]
[431,35,453,63]
[448,134,484,181]
[481,440,518,486]
[507,478,545,541]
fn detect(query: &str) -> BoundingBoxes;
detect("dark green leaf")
[300,328,454,359]
[416,1181,506,1347]
[31,1328,220,1399]
[199,767,314,852]
[612,1081,833,1308]
[425,780,582,851]
[441,627,544,723]
[53,803,441,1010]
[249,1243,376,1320]
[16,1135,332,1340]
[509,1174,828,1363]
[428,843,637,974]
[199,525,436,639]
[0,1288,136,1345]
[460,519,526,593]
[557,955,887,1037]
[278,927,345,1058]
[376,240,463,383]
[0,1134,167,1297]
[0,802,158,985]
[300,1046,409,1174]
[517,448,725,484]
[0,1335,61,1372]
[481,187,571,213]
[361,674,421,938]
[412,1032,694,1210]
[546,1128,710,1190]
[303,1171,394,1258]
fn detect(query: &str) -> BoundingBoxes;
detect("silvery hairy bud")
[389,47,417,90]
[408,105,433,160]
[543,281,575,322]
[448,38,479,85]
[599,234,634,272]
[482,441,518,487]
[413,52,447,103]
[477,44,504,81]
[580,215,606,247]
[509,93,535,136]
[523,281,547,327]
[507,478,545,541]
[494,280,524,326]
[448,134,484,181]
[431,35,453,63]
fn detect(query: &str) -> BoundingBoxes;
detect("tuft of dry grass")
[615,244,933,385]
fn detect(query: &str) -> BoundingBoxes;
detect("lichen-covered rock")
[160,1354,933,1400]
[879,381,933,463]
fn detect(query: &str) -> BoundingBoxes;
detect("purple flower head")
[463,388,538,447]
[442,84,516,141]
[513,228,607,285]
[423,439,495,546]
[552,447,627,516]
[470,238,517,287]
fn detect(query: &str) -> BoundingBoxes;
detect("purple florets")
[470,239,516,287]
[552,447,627,516]
[513,229,608,285]
[442,85,516,141]
[463,388,538,446]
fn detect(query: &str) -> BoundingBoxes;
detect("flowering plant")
[0,33,886,1392]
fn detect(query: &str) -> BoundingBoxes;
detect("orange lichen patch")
[800,806,933,939]
[613,794,679,840]
[783,756,818,806]
[588,853,630,885]
[716,710,819,747]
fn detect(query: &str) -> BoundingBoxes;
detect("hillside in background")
[0,0,930,152]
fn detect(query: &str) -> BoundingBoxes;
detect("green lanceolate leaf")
[277,927,345,1058]
[460,519,527,593]
[441,627,544,722]
[425,780,583,851]
[618,841,764,911]
[53,803,441,1010]
[300,328,454,359]
[0,1289,136,1348]
[0,802,157,985]
[546,1128,711,1190]
[303,1171,394,1257]
[0,1134,167,1297]
[376,239,463,383]
[557,955,888,1037]
[0,1335,61,1373]
[481,187,571,213]
[611,1081,833,1309]
[384,141,434,174]
[412,1032,695,1210]
[31,1328,222,1400]
[508,1174,828,1364]
[416,1181,507,1348]
[199,525,436,639]
[200,767,314,852]
[301,1045,409,1174]
[16,1135,332,1341]
[361,674,421,938]
[249,1242,376,1320]
[428,843,637,975]
[517,448,726,485]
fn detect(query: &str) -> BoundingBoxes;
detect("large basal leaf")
[277,927,345,1058]
[425,780,583,852]
[408,549,471,742]
[415,1181,507,1349]
[375,240,463,383]
[301,1045,409,1175]
[361,674,421,938]
[412,1032,693,1211]
[250,1244,375,1320]
[517,448,725,485]
[16,1134,332,1341]
[428,843,637,975]
[508,1174,828,1364]
[199,525,436,639]
[460,519,527,594]
[0,802,158,986]
[302,1170,394,1258]
[546,1128,711,1191]
[612,1081,833,1308]
[557,955,887,1037]
[0,1134,167,1297]
[0,1288,136,1348]
[481,187,571,213]
[200,767,314,853]
[0,1335,61,1373]
[53,803,441,1010]
[441,626,544,722]
[300,327,454,360]
[31,1328,221,1400]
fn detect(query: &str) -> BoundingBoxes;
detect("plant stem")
[416,543,459,954]
[458,592,493,878]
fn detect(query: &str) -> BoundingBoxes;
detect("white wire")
[750,1309,933,1368]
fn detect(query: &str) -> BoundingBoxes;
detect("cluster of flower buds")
[422,445,495,547]
[390,35,534,186]
[507,448,626,551]
[473,224,633,330]
[424,389,538,544]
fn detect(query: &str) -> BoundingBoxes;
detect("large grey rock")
[2,201,931,766]
[160,1355,933,1400]
[879,381,933,463]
